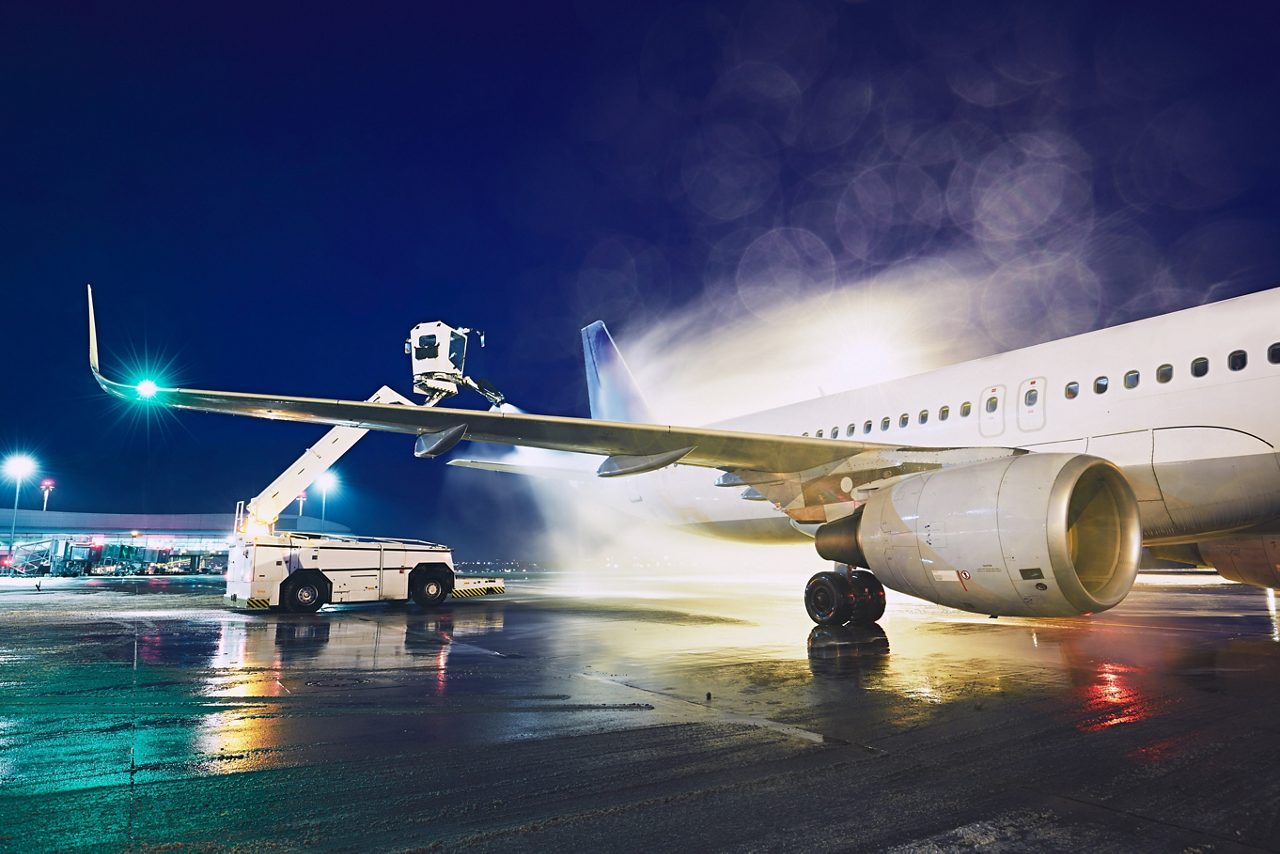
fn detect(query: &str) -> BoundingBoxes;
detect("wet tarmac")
[2,570,1280,852]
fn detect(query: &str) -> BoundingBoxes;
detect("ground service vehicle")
[226,531,502,612]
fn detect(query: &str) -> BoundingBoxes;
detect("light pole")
[316,471,338,526]
[295,491,307,519]
[40,478,55,512]
[4,455,37,559]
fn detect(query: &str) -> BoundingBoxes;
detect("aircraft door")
[979,385,1006,438]
[1016,378,1046,433]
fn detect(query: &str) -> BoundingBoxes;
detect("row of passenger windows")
[800,344,1280,439]
[804,401,977,437]
[1064,346,1272,399]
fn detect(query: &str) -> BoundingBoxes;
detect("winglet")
[84,285,135,401]
[87,283,100,375]
[581,321,653,423]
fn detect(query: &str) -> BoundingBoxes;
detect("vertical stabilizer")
[581,321,653,423]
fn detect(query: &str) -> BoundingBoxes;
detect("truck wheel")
[410,564,453,606]
[805,571,852,626]
[282,573,326,613]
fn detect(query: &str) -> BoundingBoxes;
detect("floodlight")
[3,455,35,482]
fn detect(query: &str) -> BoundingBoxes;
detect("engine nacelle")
[815,454,1142,617]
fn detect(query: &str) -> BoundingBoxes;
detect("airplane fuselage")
[633,288,1280,546]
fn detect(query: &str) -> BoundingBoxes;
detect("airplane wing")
[87,286,1017,508]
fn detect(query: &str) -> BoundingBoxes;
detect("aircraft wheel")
[282,573,326,613]
[410,564,453,606]
[805,571,852,626]
[846,569,886,625]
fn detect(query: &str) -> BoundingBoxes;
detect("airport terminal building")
[4,509,348,575]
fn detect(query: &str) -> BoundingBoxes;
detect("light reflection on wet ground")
[1,572,1279,850]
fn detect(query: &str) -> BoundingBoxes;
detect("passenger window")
[939,405,950,421]
[1024,388,1038,407]
[880,417,890,431]
[802,432,809,437]
[985,396,998,413]
[1065,381,1079,399]
[1156,364,1173,383]
[1191,357,1208,378]
[863,420,872,434]
[960,401,972,417]
[1094,376,1109,394]
[816,429,823,438]
[899,413,909,428]
[918,410,928,424]
[847,423,856,437]
[1270,343,1280,364]
[1124,370,1139,389]
[1229,350,1247,371]
[831,426,839,439]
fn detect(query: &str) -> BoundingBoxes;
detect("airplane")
[86,284,1280,626]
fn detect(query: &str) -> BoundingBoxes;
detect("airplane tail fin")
[581,321,653,423]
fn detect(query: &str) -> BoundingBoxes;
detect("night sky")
[4,1,1280,558]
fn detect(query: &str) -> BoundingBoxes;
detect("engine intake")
[816,454,1142,617]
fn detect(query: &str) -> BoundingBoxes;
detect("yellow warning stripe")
[245,598,272,609]
[451,584,504,598]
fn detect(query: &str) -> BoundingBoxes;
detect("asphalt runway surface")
[2,569,1279,852]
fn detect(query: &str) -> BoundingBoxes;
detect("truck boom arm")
[242,385,415,531]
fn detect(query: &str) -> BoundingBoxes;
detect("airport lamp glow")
[316,471,338,524]
[40,478,54,512]
[4,454,37,560]
[136,379,158,399]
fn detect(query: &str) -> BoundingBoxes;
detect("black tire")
[410,564,453,607]
[805,571,852,626]
[846,569,886,625]
[282,572,326,613]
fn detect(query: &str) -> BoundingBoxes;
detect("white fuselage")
[628,288,1280,545]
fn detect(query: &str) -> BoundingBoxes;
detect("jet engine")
[815,454,1142,617]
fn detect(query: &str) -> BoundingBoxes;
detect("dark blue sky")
[3,1,1280,557]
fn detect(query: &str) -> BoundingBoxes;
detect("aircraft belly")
[1150,451,1280,538]
[1150,429,1280,538]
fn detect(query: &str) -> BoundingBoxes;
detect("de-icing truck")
[225,321,506,612]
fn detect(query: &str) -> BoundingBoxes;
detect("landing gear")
[804,572,851,625]
[846,568,886,625]
[803,566,885,626]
